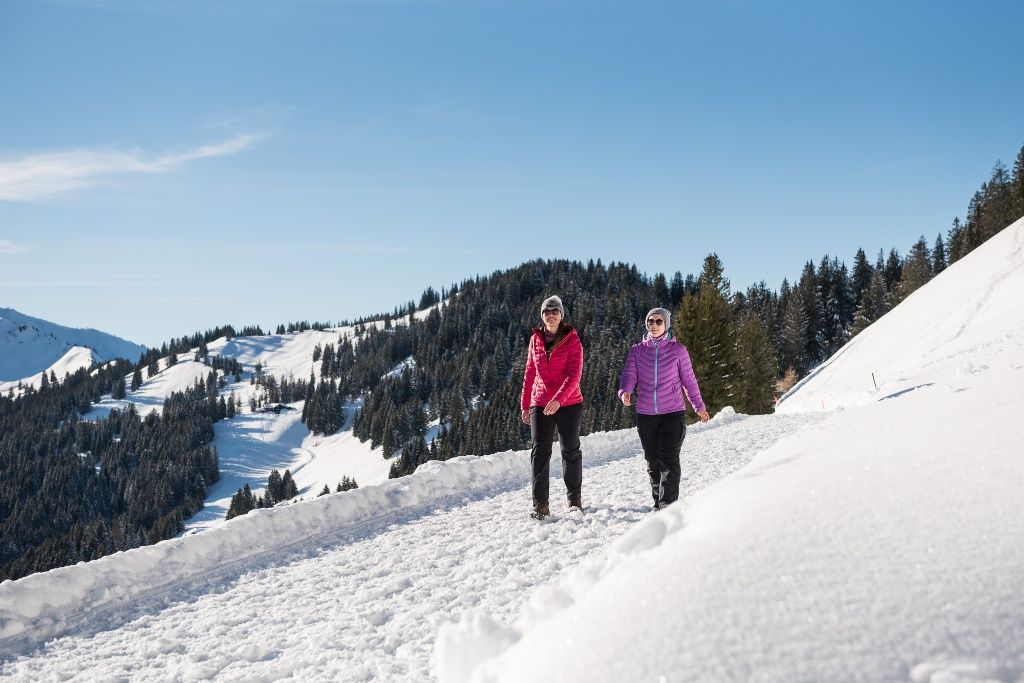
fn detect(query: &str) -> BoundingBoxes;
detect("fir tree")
[111,375,126,400]
[267,470,284,503]
[894,236,932,304]
[734,313,779,415]
[883,249,903,290]
[1012,143,1024,219]
[674,254,738,415]
[779,295,808,375]
[851,269,890,336]
[281,470,298,499]
[932,234,947,274]
[851,248,872,307]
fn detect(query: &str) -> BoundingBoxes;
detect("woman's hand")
[542,399,561,415]
[697,410,710,423]
[521,409,530,424]
[620,393,631,406]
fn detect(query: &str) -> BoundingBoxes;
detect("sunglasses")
[543,308,561,315]
[646,318,665,326]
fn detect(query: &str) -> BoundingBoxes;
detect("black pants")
[530,402,583,505]
[636,411,686,507]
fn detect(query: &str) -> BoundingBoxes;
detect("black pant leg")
[553,402,584,501]
[636,412,664,505]
[530,407,556,505]
[659,413,686,504]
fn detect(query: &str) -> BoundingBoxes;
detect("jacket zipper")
[652,340,660,414]
[543,329,570,361]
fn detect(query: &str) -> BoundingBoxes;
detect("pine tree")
[932,234,947,274]
[318,484,331,497]
[894,236,932,304]
[111,375,126,400]
[734,313,779,415]
[796,261,824,367]
[131,368,143,391]
[1012,143,1024,220]
[281,470,298,499]
[979,161,1015,240]
[674,254,738,415]
[851,248,872,307]
[779,295,808,375]
[851,270,890,336]
[883,249,903,290]
[267,469,284,502]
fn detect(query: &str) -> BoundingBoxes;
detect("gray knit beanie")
[646,307,671,328]
[541,295,564,317]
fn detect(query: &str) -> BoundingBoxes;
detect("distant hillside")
[0,307,146,386]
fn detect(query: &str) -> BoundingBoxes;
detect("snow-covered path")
[0,412,822,681]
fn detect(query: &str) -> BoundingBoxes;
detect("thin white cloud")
[0,240,29,254]
[0,133,263,202]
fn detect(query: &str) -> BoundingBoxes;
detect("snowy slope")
[0,307,145,391]
[776,216,1024,413]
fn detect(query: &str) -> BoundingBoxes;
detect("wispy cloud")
[0,133,263,202]
[0,240,29,254]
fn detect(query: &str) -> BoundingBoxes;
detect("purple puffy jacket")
[618,333,706,415]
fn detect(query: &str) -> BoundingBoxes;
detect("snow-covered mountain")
[0,307,146,391]
[1,220,1022,681]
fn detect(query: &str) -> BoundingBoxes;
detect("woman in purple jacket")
[619,307,710,510]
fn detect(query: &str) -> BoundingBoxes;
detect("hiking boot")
[567,497,583,512]
[530,503,550,520]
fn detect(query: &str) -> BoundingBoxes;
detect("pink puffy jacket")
[520,324,584,411]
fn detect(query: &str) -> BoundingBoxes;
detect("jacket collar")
[643,329,674,344]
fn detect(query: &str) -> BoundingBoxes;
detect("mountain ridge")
[0,307,146,386]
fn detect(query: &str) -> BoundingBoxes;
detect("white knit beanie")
[541,295,564,316]
[646,307,671,327]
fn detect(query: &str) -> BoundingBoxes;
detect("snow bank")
[0,446,528,645]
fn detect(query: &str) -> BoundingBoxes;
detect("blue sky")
[2,0,1022,347]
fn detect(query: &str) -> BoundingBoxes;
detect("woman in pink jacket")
[619,307,710,510]
[520,295,584,520]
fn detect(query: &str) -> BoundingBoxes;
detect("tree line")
[0,364,223,581]
[345,143,1024,477]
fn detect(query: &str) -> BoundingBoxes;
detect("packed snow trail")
[0,411,821,681]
